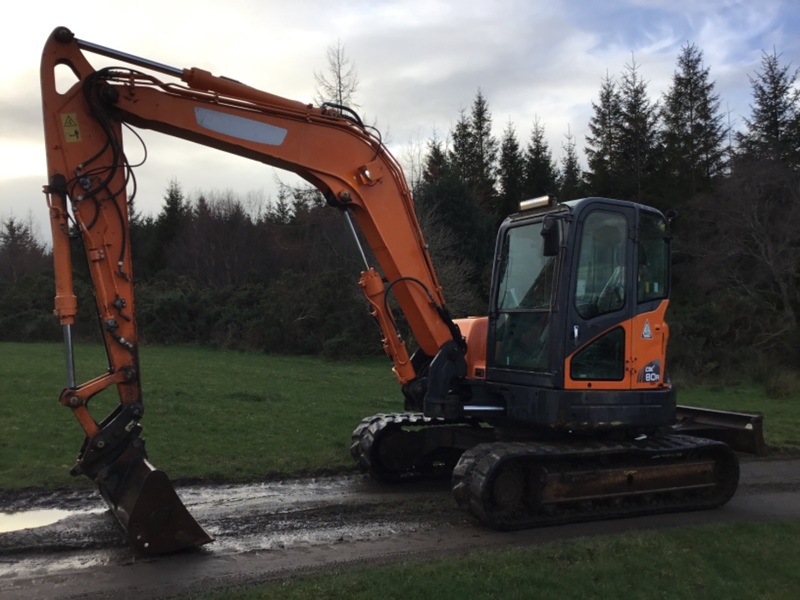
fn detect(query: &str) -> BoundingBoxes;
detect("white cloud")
[3,0,800,235]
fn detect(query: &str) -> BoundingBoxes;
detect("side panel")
[455,316,488,379]
[626,301,670,388]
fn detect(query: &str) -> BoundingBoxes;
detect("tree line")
[1,43,799,382]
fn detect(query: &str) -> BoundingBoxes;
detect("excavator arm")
[40,26,464,554]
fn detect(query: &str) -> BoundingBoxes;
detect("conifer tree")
[497,121,525,219]
[147,179,189,273]
[660,44,727,204]
[469,90,499,209]
[423,134,450,186]
[558,126,586,201]
[617,55,661,203]
[585,72,623,197]
[447,91,499,212]
[736,49,800,167]
[523,117,559,199]
[448,109,474,181]
[0,216,48,283]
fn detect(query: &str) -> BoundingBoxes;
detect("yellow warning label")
[61,113,81,143]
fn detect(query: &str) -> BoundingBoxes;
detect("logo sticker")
[637,360,661,383]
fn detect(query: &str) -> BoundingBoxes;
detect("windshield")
[497,222,556,310]
[494,221,557,372]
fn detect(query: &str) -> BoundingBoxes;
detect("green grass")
[189,520,800,600]
[679,384,800,450]
[0,342,398,490]
[1,342,798,490]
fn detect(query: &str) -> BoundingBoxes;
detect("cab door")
[628,210,671,389]
[564,203,670,391]
[565,204,634,389]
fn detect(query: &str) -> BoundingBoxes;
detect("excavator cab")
[484,197,676,435]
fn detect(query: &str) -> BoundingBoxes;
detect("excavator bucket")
[96,455,213,555]
[75,417,214,556]
[672,405,767,456]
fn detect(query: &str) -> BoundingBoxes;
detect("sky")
[3,0,800,240]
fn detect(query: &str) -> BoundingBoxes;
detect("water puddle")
[0,508,103,533]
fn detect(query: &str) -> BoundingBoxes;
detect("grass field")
[0,342,398,489]
[2,342,798,600]
[1,341,798,490]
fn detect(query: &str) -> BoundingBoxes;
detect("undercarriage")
[352,413,742,529]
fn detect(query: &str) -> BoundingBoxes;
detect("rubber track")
[451,434,740,530]
[350,413,481,483]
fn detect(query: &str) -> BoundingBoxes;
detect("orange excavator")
[39,27,765,554]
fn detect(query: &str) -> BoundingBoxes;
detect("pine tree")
[422,134,450,186]
[448,91,499,214]
[617,55,661,203]
[147,179,189,273]
[0,216,48,283]
[585,72,623,197]
[416,144,493,296]
[448,109,474,181]
[660,44,727,203]
[523,117,559,199]
[686,49,800,368]
[559,126,586,200]
[497,121,525,218]
[156,180,189,241]
[736,49,800,167]
[469,89,499,211]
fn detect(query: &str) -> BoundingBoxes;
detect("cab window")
[638,212,669,303]
[574,211,628,319]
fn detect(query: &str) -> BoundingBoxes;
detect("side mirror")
[541,216,560,257]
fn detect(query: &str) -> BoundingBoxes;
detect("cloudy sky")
[3,0,799,238]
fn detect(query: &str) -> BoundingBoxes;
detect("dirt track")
[1,455,799,600]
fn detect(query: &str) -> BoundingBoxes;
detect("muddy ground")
[1,455,799,600]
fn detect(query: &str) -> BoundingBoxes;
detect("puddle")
[0,509,77,534]
[0,508,104,534]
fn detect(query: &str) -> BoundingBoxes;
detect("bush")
[0,274,60,342]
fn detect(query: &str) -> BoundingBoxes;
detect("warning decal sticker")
[641,319,653,339]
[61,113,81,143]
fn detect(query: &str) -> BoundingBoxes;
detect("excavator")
[39,26,765,554]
